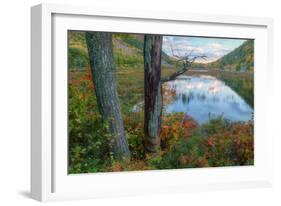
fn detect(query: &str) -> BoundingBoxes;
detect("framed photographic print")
[31,3,274,201]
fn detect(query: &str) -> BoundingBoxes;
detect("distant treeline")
[68,32,254,72]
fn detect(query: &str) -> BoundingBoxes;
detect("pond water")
[164,75,253,124]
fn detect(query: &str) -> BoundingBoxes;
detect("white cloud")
[209,43,223,50]
[162,36,239,63]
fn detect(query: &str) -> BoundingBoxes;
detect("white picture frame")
[31,3,274,202]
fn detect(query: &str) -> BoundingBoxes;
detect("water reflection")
[164,75,253,124]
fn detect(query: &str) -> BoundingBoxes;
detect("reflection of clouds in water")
[164,75,253,124]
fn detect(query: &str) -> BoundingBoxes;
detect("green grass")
[68,47,89,69]
[114,33,144,50]
[116,67,186,114]
[114,49,143,69]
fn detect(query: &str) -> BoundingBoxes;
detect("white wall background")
[0,0,280,205]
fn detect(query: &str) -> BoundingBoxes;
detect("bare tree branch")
[161,54,206,83]
[170,44,181,59]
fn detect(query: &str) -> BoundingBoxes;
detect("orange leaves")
[207,137,215,147]
[182,115,198,139]
[111,162,123,172]
[160,113,185,150]
[69,68,95,91]
[184,121,192,129]
[183,118,197,129]
[203,122,254,165]
[160,125,171,139]
[110,159,152,172]
[82,68,93,81]
[160,113,200,150]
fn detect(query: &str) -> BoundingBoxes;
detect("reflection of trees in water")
[211,96,220,103]
[169,81,246,106]
[175,92,210,105]
[182,93,193,104]
[174,92,194,104]
[198,94,206,101]
[182,93,189,104]
[222,95,235,103]
[163,75,253,124]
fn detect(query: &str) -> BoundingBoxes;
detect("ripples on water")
[164,75,253,124]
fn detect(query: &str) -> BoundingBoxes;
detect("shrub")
[150,118,254,169]
[68,82,113,173]
[123,112,145,159]
[68,70,254,173]
[68,47,89,69]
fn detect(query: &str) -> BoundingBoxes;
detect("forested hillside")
[68,33,254,72]
[68,32,175,69]
[208,40,254,71]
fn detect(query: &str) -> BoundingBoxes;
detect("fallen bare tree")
[161,46,206,82]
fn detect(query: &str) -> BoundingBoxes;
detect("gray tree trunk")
[85,32,130,160]
[143,34,163,153]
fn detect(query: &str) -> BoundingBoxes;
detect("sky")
[162,36,246,63]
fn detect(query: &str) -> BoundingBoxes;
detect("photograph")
[68,31,254,174]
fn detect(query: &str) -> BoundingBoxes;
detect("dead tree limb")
[161,54,206,83]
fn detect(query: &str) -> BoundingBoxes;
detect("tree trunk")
[85,32,130,160]
[143,34,163,153]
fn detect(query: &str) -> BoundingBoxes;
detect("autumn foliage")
[68,69,253,173]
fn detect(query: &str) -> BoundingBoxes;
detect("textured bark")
[143,35,163,153]
[85,32,130,160]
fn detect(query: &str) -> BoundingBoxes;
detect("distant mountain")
[68,32,254,72]
[208,40,254,72]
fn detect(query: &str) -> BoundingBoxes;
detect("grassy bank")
[116,67,181,114]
